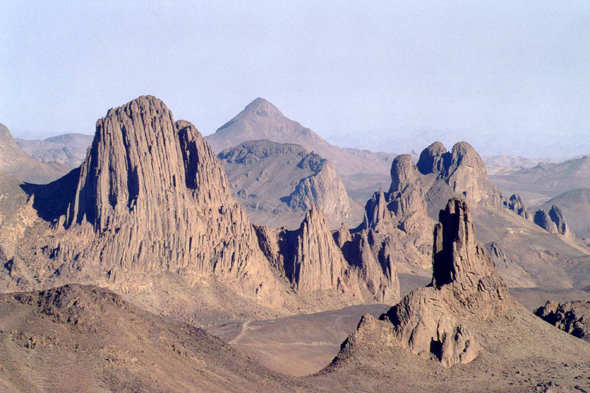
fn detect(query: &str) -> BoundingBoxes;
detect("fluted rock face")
[354,155,433,272]
[288,207,355,293]
[38,96,282,305]
[504,194,533,220]
[256,206,399,303]
[535,300,590,342]
[416,141,447,175]
[340,198,516,368]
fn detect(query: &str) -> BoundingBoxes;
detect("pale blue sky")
[1,1,589,157]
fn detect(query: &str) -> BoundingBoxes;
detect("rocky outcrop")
[17,96,283,306]
[535,300,590,342]
[533,205,573,238]
[503,194,534,220]
[338,198,516,368]
[256,206,399,303]
[287,154,352,220]
[219,140,360,229]
[205,98,393,203]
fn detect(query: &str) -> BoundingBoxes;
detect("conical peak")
[243,97,283,118]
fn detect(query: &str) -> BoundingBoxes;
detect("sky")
[1,1,589,157]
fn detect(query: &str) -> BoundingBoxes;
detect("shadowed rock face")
[338,198,516,368]
[535,300,590,342]
[503,194,533,220]
[416,141,447,175]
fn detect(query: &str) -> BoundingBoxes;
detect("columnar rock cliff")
[337,198,516,368]
[255,206,399,304]
[13,96,283,305]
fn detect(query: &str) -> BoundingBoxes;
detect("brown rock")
[416,141,447,175]
[535,300,590,342]
[256,205,399,303]
[504,194,534,220]
[19,96,284,306]
[339,198,516,368]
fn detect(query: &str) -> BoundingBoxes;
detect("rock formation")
[219,140,361,229]
[255,205,399,303]
[9,96,283,306]
[338,198,516,368]
[533,205,573,238]
[535,300,590,342]
[503,194,534,220]
[0,123,69,183]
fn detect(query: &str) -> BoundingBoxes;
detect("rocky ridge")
[0,96,400,321]
[205,98,394,202]
[16,133,94,169]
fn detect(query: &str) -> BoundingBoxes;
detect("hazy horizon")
[1,1,589,158]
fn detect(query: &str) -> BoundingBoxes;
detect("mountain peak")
[243,97,283,118]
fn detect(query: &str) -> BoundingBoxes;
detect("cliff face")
[15,96,283,306]
[337,198,516,368]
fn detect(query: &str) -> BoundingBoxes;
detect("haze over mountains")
[0,124,68,184]
[16,133,93,169]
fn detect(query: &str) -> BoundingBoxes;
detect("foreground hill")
[219,139,364,229]
[0,124,68,184]
[0,284,306,392]
[205,98,394,202]
[16,133,94,169]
